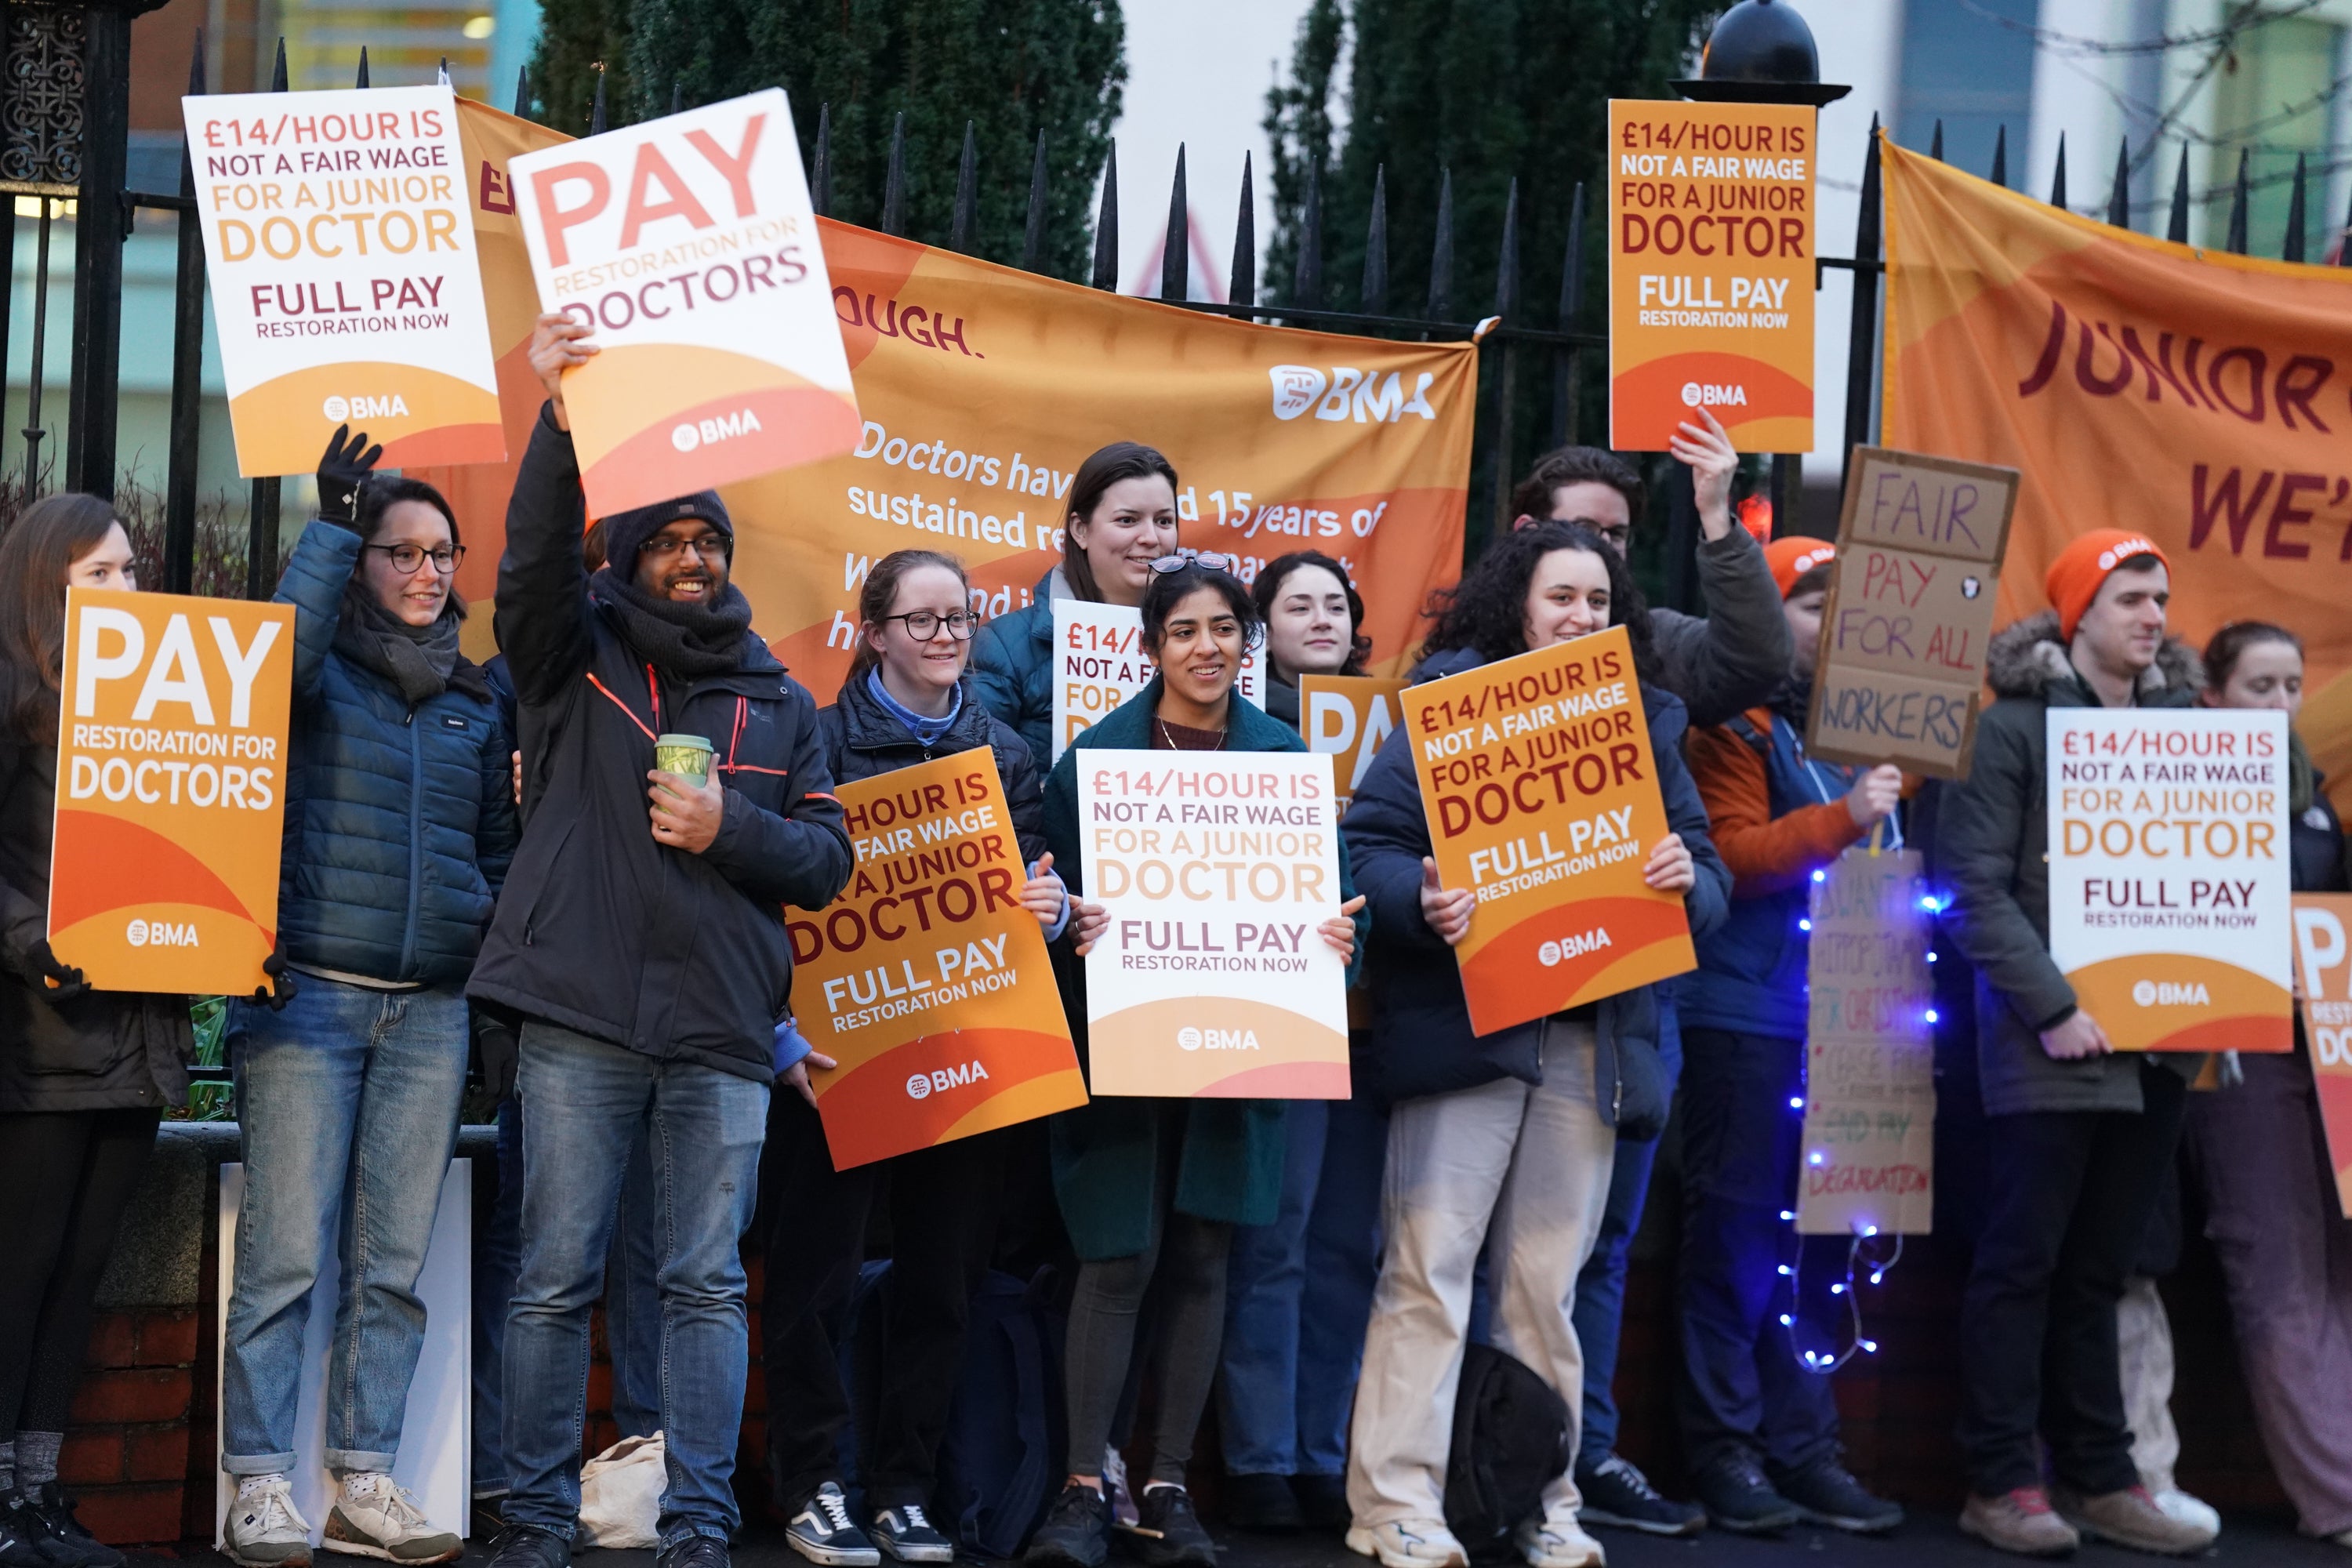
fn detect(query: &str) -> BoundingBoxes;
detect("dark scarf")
[589,566,756,680]
[1769,673,1812,737]
[335,583,473,706]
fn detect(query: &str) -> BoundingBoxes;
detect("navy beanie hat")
[599,491,732,579]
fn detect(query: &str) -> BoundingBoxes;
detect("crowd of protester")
[0,307,2347,1568]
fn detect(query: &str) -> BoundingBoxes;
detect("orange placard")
[2291,893,2352,1218]
[1608,99,1815,452]
[1403,626,1693,1036]
[785,749,1083,1169]
[49,590,294,993]
[1298,674,1410,815]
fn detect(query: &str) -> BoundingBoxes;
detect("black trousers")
[760,1088,1003,1512]
[1958,1063,2188,1497]
[0,1108,162,1436]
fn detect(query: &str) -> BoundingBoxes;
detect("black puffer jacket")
[0,736,191,1113]
[818,672,1048,866]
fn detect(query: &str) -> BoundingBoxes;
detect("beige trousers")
[1346,1020,1617,1526]
[2118,1274,2180,1494]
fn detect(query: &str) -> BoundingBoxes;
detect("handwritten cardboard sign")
[1401,626,1693,1036]
[2290,892,2352,1218]
[785,749,1083,1169]
[50,590,294,993]
[1300,675,1410,815]
[1076,750,1349,1098]
[1807,446,2019,778]
[1798,849,1936,1235]
[1049,598,1265,761]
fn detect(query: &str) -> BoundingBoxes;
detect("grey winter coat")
[1933,612,2205,1116]
[1650,526,1791,731]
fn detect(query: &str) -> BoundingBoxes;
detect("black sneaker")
[24,1487,119,1568]
[1025,1483,1111,1568]
[657,1540,730,1568]
[1691,1453,1800,1536]
[1291,1474,1349,1533]
[871,1504,954,1564]
[484,1523,570,1568]
[1131,1486,1215,1568]
[1573,1454,1705,1537]
[1222,1473,1303,1533]
[789,1483,882,1568]
[1774,1457,1903,1535]
[0,1494,70,1568]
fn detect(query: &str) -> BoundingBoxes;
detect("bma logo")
[2131,978,2210,1006]
[1678,382,1749,408]
[672,408,765,452]
[1267,365,1439,424]
[1537,928,1613,968]
[906,1062,991,1099]
[321,394,410,422]
[1176,1025,1259,1051]
[125,916,198,949]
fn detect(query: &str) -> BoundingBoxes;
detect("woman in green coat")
[1025,557,1369,1568]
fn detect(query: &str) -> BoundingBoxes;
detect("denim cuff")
[222,1450,299,1476]
[325,1447,401,1475]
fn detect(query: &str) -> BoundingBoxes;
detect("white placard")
[1049,599,1265,761]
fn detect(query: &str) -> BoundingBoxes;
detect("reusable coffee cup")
[653,732,715,785]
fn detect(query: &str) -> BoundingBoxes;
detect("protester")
[1675,538,1904,1536]
[765,548,1069,1567]
[1024,555,1368,1568]
[220,437,517,1568]
[1936,532,2216,1558]
[0,497,191,1568]
[2182,622,2352,1549]
[970,442,1181,764]
[469,314,854,1568]
[1339,522,1729,1568]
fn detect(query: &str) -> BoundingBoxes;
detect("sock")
[0,1438,15,1494]
[238,1472,288,1497]
[13,1434,59,1490]
[342,1472,386,1501]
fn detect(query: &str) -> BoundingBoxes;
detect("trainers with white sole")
[225,1475,313,1568]
[1513,1513,1606,1568]
[1344,1519,1470,1568]
[323,1472,461,1565]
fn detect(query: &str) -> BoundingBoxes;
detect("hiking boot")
[482,1524,569,1568]
[21,1487,118,1568]
[1690,1454,1799,1536]
[1573,1454,1704,1537]
[1512,1512,1605,1568]
[656,1537,728,1568]
[1131,1485,1215,1568]
[1774,1457,1903,1535]
[1343,1519,1470,1568]
[1025,1483,1110,1568]
[871,1504,953,1564]
[1293,1474,1350,1532]
[1958,1490,2080,1558]
[1222,1474,1304,1533]
[324,1472,462,1564]
[225,1475,314,1568]
[788,1483,881,1568]
[2053,1484,2216,1555]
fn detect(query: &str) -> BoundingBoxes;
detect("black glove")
[471,1012,520,1103]
[19,938,88,1002]
[316,423,383,525]
[249,949,296,1012]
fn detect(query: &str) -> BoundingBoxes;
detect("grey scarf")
[335,583,466,706]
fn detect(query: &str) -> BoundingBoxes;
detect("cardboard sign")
[2289,893,2352,1218]
[2048,708,2293,1051]
[49,590,294,993]
[1048,598,1265,761]
[1808,446,2019,777]
[183,85,504,477]
[1300,674,1410,815]
[1608,99,1815,452]
[1076,750,1348,1097]
[1402,626,1693,1036]
[1798,850,1936,1236]
[785,750,1083,1169]
[507,88,862,515]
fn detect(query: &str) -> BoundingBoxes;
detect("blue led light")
[1798,917,1813,931]
[1831,1283,1846,1294]
[1780,1210,1795,1222]
[1926,1008,1940,1024]
[1812,869,1826,883]
[1780,1314,1794,1327]
[1777,1265,1792,1276]
[1926,951,1939,964]
[1860,1339,1878,1353]
[1809,1152,1824,1166]
[1789,1096,1805,1109]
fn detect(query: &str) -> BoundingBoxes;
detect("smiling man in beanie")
[470,314,854,1568]
[1933,530,2214,1559]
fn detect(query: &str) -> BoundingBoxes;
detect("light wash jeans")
[221,977,469,1474]
[501,1023,768,1550]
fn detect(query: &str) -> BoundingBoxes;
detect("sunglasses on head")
[1149,549,1237,575]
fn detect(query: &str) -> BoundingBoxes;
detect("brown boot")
[2052,1485,2217,1556]
[1958,1489,2081,1557]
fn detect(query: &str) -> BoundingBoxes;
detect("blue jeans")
[472,1094,527,1494]
[502,1023,768,1549]
[1218,1087,1389,1477]
[222,978,469,1473]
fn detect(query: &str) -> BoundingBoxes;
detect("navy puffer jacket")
[274,520,519,985]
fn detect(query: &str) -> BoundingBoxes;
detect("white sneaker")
[2151,1486,2222,1540]
[1514,1514,1605,1568]
[1344,1519,1470,1568]
[323,1471,463,1564]
[226,1475,313,1568]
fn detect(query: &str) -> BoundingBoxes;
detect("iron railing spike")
[1160,143,1189,300]
[1426,166,1454,320]
[1229,151,1256,307]
[952,122,979,254]
[1292,160,1323,310]
[881,112,907,237]
[2285,151,2308,262]
[812,103,833,220]
[1492,176,1519,318]
[2107,138,2129,228]
[2048,131,2065,209]
[2226,147,2250,254]
[1360,165,1388,315]
[1991,124,2007,188]
[1023,130,1050,272]
[2168,142,2190,243]
[1091,140,1120,290]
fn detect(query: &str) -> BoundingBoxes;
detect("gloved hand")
[316,423,383,524]
[471,1012,520,1103]
[249,948,296,1012]
[18,938,88,1002]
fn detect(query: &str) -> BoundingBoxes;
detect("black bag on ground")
[1443,1341,1570,1561]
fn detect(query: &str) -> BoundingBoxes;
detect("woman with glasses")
[221,430,518,1568]
[763,548,1068,1568]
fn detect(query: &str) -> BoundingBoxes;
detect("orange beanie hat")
[1764,536,1838,599]
[2045,530,2171,641]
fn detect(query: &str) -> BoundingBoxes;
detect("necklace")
[1158,715,1226,750]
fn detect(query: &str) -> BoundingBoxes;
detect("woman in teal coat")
[1026,557,1368,1568]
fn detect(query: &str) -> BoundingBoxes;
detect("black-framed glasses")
[1150,549,1238,575]
[365,541,466,575]
[640,532,731,562]
[880,609,977,641]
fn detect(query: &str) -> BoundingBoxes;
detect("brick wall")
[60,1309,202,1548]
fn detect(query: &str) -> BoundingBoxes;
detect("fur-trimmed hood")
[1984,610,2203,702]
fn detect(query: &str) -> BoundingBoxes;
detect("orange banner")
[49,590,293,993]
[1403,626,1693,1036]
[1881,135,2352,809]
[784,749,1083,1169]
[2291,893,2352,1218]
[1298,674,1409,815]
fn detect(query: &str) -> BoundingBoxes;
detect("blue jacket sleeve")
[274,519,363,704]
[496,405,595,707]
[969,617,1029,745]
[1338,722,1451,953]
[701,681,856,909]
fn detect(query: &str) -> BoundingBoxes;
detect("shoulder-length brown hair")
[1062,441,1178,603]
[0,494,126,742]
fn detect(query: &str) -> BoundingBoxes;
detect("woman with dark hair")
[0,495,189,1568]
[969,442,1181,764]
[1024,558,1369,1568]
[2182,622,2352,1548]
[221,430,519,1568]
[1338,522,1728,1568]
[764,548,1067,1568]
